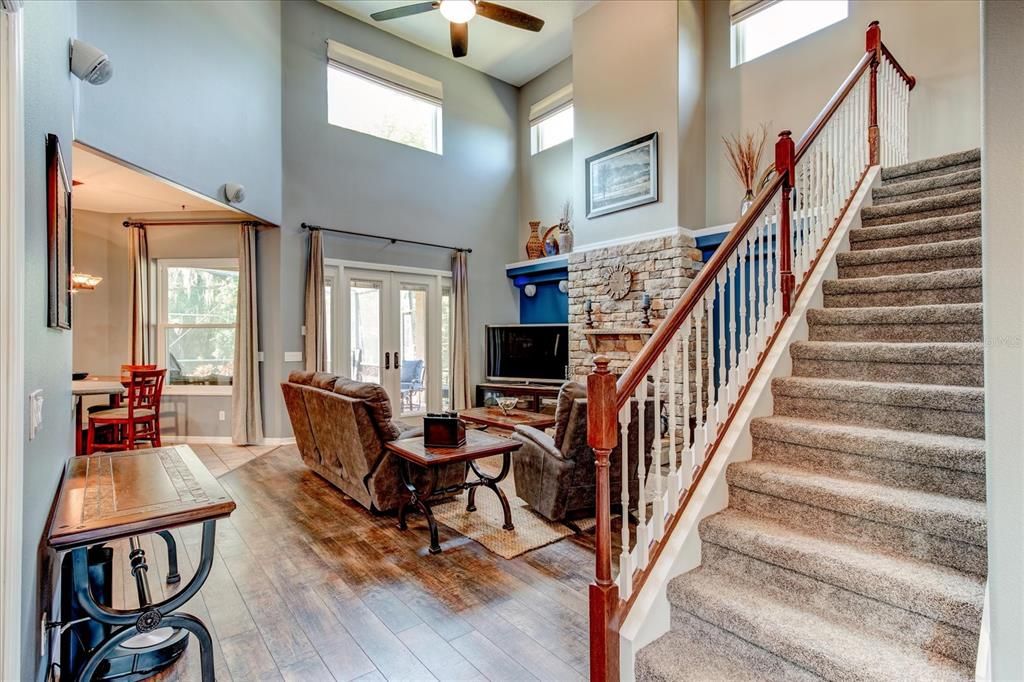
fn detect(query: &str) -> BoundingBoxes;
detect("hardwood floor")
[108,444,594,681]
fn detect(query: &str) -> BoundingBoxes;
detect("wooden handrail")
[881,43,916,90]
[795,52,873,162]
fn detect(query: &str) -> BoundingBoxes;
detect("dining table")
[72,376,126,456]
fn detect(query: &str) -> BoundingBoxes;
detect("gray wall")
[266,0,519,437]
[75,0,283,224]
[71,210,238,439]
[704,0,981,225]
[518,57,573,248]
[981,1,1024,678]
[22,2,77,679]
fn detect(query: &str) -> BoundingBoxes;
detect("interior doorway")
[325,261,452,417]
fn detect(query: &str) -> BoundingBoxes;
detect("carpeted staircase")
[636,149,985,681]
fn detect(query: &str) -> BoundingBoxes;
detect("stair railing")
[586,21,915,680]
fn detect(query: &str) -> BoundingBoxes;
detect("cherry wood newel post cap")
[587,355,618,452]
[866,20,881,52]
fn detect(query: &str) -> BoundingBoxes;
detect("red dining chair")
[86,368,166,453]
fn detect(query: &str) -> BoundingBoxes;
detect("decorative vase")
[739,188,755,216]
[525,221,545,259]
[558,220,574,253]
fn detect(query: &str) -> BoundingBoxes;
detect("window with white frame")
[731,0,848,67]
[158,259,238,394]
[327,39,443,154]
[529,84,573,155]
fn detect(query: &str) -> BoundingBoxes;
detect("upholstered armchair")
[510,381,656,522]
[281,371,465,512]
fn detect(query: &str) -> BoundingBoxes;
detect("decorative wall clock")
[605,264,633,300]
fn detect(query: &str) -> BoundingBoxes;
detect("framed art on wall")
[585,132,659,219]
[46,133,72,330]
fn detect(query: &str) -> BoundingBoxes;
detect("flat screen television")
[485,324,568,384]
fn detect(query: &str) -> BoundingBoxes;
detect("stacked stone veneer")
[567,232,705,380]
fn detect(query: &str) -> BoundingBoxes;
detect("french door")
[325,262,451,417]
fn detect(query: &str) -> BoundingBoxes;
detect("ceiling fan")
[370,1,545,59]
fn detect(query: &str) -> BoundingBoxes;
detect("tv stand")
[475,382,561,413]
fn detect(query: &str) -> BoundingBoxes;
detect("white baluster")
[716,270,727,415]
[757,219,767,347]
[739,231,750,378]
[652,355,664,541]
[635,380,649,569]
[727,254,738,402]
[705,288,716,430]
[692,302,704,461]
[667,331,680,507]
[682,317,693,484]
[618,402,632,598]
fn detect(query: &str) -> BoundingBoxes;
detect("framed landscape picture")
[585,132,659,219]
[46,133,72,330]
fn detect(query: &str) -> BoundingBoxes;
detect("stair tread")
[808,302,982,325]
[790,340,983,365]
[751,415,985,473]
[702,509,985,631]
[881,149,980,182]
[637,613,822,682]
[823,268,981,294]
[667,566,972,681]
[874,168,981,200]
[837,236,981,266]
[861,188,980,221]
[727,460,987,546]
[772,375,985,412]
[850,211,980,243]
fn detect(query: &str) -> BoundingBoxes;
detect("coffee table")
[386,429,522,554]
[459,406,556,434]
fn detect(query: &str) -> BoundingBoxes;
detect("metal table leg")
[397,460,442,554]
[467,452,514,531]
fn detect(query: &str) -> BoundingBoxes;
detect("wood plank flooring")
[105,444,594,681]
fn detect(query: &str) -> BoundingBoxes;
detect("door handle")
[384,352,390,370]
[394,350,400,367]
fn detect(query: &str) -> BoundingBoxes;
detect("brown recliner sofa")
[510,381,656,522]
[281,370,465,512]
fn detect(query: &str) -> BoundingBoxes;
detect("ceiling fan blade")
[475,1,544,32]
[370,2,437,21]
[450,21,468,58]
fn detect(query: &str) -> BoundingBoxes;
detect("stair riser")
[851,226,980,250]
[808,321,982,343]
[838,254,981,279]
[773,393,984,438]
[873,180,981,206]
[824,286,981,308]
[791,357,984,387]
[862,202,979,228]
[728,487,987,575]
[881,160,980,184]
[752,437,986,501]
[694,542,981,664]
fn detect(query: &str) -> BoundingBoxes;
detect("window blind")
[528,84,573,125]
[730,0,779,24]
[326,39,443,103]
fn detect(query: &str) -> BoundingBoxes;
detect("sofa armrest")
[512,425,563,460]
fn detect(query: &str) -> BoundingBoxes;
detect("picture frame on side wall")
[46,133,72,330]
[585,132,659,219]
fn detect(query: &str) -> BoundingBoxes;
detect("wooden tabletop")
[386,429,522,468]
[459,406,556,431]
[72,376,126,396]
[48,445,235,551]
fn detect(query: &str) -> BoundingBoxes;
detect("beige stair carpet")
[637,149,986,682]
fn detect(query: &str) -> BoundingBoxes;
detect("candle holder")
[584,299,594,328]
[641,293,652,327]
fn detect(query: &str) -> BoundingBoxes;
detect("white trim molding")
[0,4,25,680]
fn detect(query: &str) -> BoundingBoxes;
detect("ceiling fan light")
[439,0,476,23]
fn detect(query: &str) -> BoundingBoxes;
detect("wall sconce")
[641,292,652,327]
[584,298,594,328]
[523,284,537,297]
[71,272,103,291]
[558,279,568,294]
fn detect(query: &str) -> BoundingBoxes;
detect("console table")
[475,382,561,412]
[48,445,235,681]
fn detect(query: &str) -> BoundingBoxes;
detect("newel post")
[775,130,796,315]
[866,20,881,165]
[587,355,620,681]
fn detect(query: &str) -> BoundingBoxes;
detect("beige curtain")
[128,225,154,364]
[304,229,326,372]
[451,250,471,410]
[232,223,264,445]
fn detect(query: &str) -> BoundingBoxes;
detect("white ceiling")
[319,0,595,86]
[71,145,230,214]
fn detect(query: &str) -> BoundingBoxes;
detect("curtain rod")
[123,219,261,228]
[301,222,471,253]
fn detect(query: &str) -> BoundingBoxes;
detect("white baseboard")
[617,167,880,681]
[162,435,296,446]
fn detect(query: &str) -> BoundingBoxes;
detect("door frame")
[324,259,451,415]
[0,3,25,679]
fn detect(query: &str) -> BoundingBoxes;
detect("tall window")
[326,40,443,154]
[158,259,238,394]
[731,0,848,67]
[529,84,573,155]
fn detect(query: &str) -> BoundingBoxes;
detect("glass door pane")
[349,277,383,385]
[397,281,429,415]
